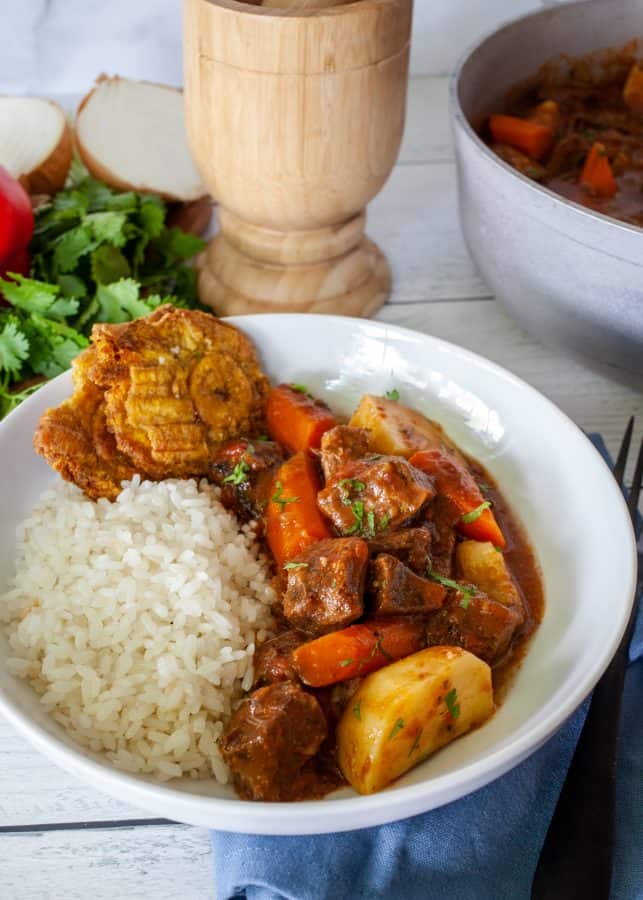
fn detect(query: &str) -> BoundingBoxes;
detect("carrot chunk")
[265,452,332,567]
[267,384,337,454]
[292,618,425,687]
[580,142,618,198]
[488,114,553,161]
[409,449,506,548]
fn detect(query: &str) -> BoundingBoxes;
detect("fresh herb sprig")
[0,165,206,420]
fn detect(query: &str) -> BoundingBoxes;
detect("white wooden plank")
[0,826,214,900]
[0,723,146,826]
[371,162,489,303]
[398,76,451,165]
[377,300,643,473]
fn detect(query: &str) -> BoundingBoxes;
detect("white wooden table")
[1,76,641,900]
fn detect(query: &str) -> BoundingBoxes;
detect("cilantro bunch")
[0,166,206,419]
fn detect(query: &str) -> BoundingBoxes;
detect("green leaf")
[95,278,162,324]
[23,314,88,378]
[385,388,400,402]
[58,274,87,299]
[445,688,460,720]
[91,245,131,285]
[86,211,128,247]
[387,718,405,741]
[0,319,29,378]
[460,500,492,525]
[156,227,205,262]
[0,275,78,319]
[53,225,95,272]
[139,195,166,239]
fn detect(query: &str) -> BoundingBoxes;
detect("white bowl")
[0,315,637,834]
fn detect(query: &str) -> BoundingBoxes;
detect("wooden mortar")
[183,0,413,316]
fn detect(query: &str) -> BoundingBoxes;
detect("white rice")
[1,477,276,783]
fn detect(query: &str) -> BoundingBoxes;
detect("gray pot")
[450,0,643,381]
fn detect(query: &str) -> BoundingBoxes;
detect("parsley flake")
[426,567,475,610]
[353,700,362,721]
[385,388,400,401]
[387,718,405,741]
[223,461,250,486]
[408,728,424,757]
[461,500,492,525]
[283,562,309,571]
[271,481,300,510]
[339,658,354,668]
[445,688,461,720]
[338,478,366,497]
[290,383,309,394]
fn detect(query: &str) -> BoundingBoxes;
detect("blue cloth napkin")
[212,435,643,900]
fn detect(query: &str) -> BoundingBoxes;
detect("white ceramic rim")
[0,315,637,834]
[449,0,643,240]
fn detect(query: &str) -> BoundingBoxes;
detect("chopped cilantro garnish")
[339,658,354,668]
[427,567,475,609]
[353,700,362,721]
[378,513,391,531]
[271,481,300,510]
[461,500,492,524]
[365,509,376,538]
[344,499,365,536]
[338,478,366,496]
[407,728,423,757]
[445,688,460,720]
[283,562,309,571]
[385,388,400,401]
[223,461,250,486]
[290,383,309,394]
[387,718,405,741]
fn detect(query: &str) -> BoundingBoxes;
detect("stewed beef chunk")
[320,425,371,482]
[425,494,460,577]
[253,630,307,688]
[370,553,447,616]
[318,457,435,537]
[367,526,432,575]
[219,682,327,802]
[425,587,522,665]
[210,438,283,522]
[283,537,368,634]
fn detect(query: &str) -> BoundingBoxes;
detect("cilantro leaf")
[0,275,78,319]
[85,211,128,247]
[53,225,95,272]
[22,315,88,377]
[155,227,205,262]
[138,196,166,239]
[0,319,29,378]
[96,278,163,323]
[461,500,492,524]
[91,245,131,285]
[58,274,87,299]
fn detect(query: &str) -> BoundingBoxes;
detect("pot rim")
[449,0,643,240]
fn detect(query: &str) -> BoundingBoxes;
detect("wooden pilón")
[183,0,414,316]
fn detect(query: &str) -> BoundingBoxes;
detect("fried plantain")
[34,306,271,498]
[34,349,139,501]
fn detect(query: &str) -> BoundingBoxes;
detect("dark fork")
[531,419,643,900]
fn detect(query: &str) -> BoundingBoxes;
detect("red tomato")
[0,166,34,265]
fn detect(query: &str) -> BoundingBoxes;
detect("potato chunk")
[349,395,455,458]
[337,646,493,795]
[456,541,524,623]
